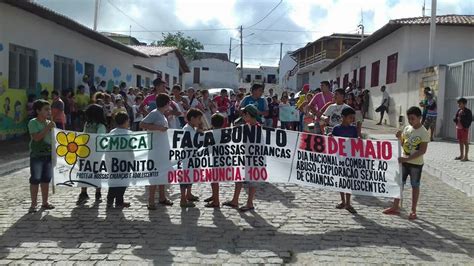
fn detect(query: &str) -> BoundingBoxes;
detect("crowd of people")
[25,76,472,220]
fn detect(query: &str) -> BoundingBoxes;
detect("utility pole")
[422,0,426,16]
[428,0,436,66]
[93,0,100,31]
[358,9,365,41]
[229,37,232,60]
[240,25,243,82]
[129,25,132,45]
[279,42,283,61]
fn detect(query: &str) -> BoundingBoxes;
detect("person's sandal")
[382,207,400,215]
[222,201,238,208]
[455,156,462,160]
[41,204,55,210]
[187,195,199,202]
[461,158,469,162]
[335,203,345,209]
[238,206,255,212]
[116,202,131,209]
[28,206,38,213]
[204,196,214,203]
[204,202,220,208]
[159,199,173,206]
[408,212,417,220]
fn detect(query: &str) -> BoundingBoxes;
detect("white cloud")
[175,0,238,28]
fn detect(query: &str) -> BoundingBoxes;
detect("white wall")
[0,4,156,92]
[325,25,474,126]
[184,58,238,89]
[147,53,180,86]
[279,54,297,91]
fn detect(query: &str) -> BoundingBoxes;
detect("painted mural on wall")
[75,60,83,74]
[40,58,52,68]
[98,65,107,77]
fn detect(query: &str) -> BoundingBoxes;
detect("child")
[331,107,358,214]
[223,104,260,212]
[27,94,36,121]
[51,90,66,130]
[107,111,132,208]
[321,89,350,135]
[132,95,144,131]
[77,104,107,205]
[112,99,127,118]
[454,98,472,161]
[140,93,173,209]
[27,99,56,213]
[383,106,429,220]
[204,113,225,208]
[180,108,204,208]
[103,94,114,130]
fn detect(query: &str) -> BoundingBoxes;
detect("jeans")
[107,187,127,205]
[29,156,52,184]
[401,163,423,188]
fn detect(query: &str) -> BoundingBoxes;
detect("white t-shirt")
[186,96,201,109]
[183,123,196,134]
[381,91,389,107]
[110,128,132,134]
[127,94,136,108]
[142,109,168,128]
[113,93,123,102]
[132,104,143,122]
[82,82,90,95]
[323,103,351,127]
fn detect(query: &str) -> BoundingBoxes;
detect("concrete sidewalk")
[362,119,474,197]
[0,135,29,177]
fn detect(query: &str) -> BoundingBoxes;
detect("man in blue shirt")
[239,84,269,123]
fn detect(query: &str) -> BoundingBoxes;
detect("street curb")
[0,157,29,177]
[367,134,473,197]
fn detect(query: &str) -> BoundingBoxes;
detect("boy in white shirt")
[321,88,350,134]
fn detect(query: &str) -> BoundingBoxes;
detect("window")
[386,53,398,84]
[54,55,74,91]
[245,74,251,83]
[173,76,177,85]
[136,75,142,87]
[255,75,262,80]
[359,66,366,89]
[202,67,209,71]
[267,74,276,84]
[352,69,357,84]
[8,44,37,90]
[371,60,380,87]
[336,77,340,88]
[343,73,349,88]
[145,77,150,87]
[165,73,170,86]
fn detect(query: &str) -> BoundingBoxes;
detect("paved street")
[0,164,473,264]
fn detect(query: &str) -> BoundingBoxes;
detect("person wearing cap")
[239,84,269,123]
[223,104,260,212]
[309,81,334,134]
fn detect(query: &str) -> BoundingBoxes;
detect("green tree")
[152,32,204,59]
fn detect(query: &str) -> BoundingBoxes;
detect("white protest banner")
[53,126,401,198]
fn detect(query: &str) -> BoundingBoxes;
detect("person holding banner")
[321,89,350,135]
[204,113,226,208]
[223,104,261,212]
[27,99,56,213]
[331,107,358,214]
[106,112,132,209]
[140,93,174,209]
[309,81,334,134]
[383,107,429,220]
[77,104,108,205]
[179,108,205,208]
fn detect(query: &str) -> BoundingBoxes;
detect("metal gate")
[444,59,474,142]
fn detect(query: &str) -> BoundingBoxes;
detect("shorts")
[423,116,437,130]
[30,156,52,185]
[401,163,423,188]
[457,128,469,142]
[355,110,363,123]
[180,184,192,189]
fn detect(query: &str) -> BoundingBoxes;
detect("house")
[128,46,190,88]
[279,52,297,91]
[239,66,278,84]
[0,0,183,140]
[102,32,146,46]
[184,52,238,89]
[287,33,366,91]
[320,15,474,127]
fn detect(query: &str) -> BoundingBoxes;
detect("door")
[84,62,94,87]
[444,59,474,142]
[136,74,142,87]
[193,67,200,84]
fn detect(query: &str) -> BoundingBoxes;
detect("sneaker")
[95,191,102,201]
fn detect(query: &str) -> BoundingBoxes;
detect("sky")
[35,0,473,67]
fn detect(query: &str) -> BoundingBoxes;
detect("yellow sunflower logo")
[56,132,91,165]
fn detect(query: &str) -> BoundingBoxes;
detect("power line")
[245,0,284,29]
